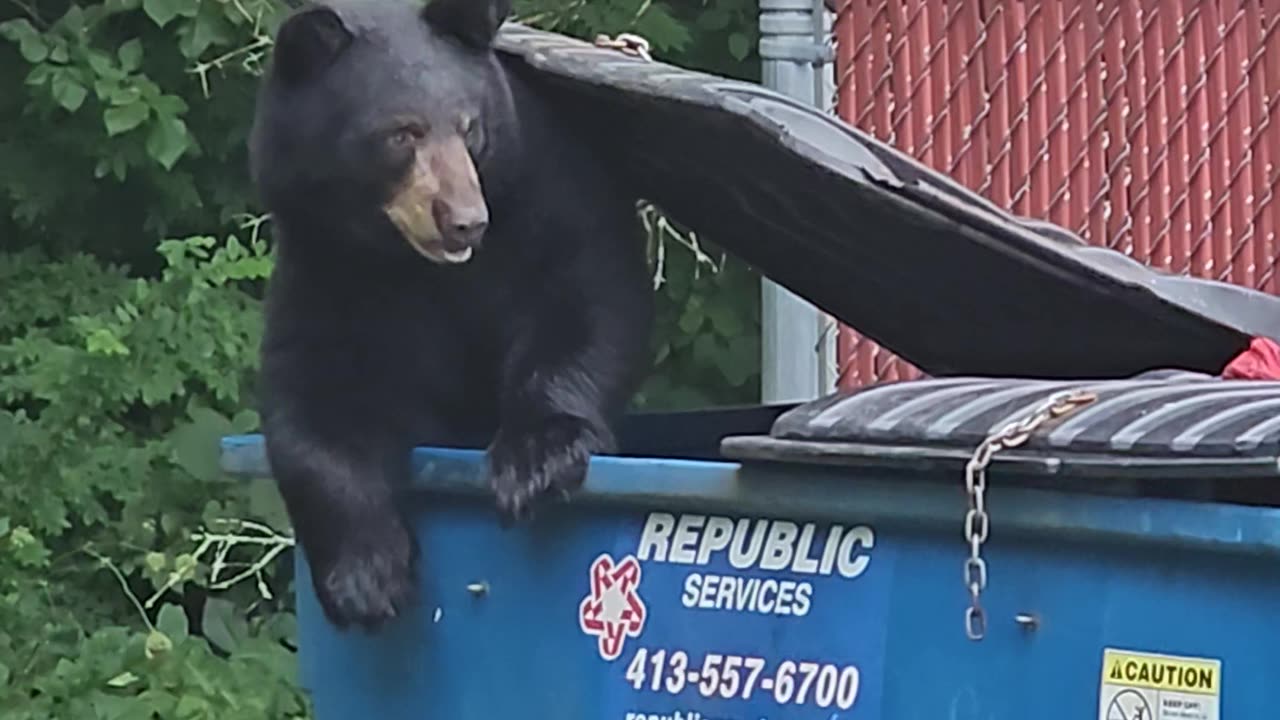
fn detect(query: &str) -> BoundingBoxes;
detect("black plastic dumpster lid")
[719,376,1280,478]
[493,23,1280,379]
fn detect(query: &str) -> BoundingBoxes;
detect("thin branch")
[7,0,47,29]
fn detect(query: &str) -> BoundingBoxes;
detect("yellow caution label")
[1101,648,1221,696]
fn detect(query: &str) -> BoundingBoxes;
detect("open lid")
[494,23,1280,379]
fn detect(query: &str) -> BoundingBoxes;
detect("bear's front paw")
[311,520,418,632]
[487,415,600,525]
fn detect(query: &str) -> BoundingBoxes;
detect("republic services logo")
[578,553,647,661]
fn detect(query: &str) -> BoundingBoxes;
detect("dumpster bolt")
[466,581,490,597]
[1014,612,1039,631]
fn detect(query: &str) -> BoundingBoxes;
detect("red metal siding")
[831,0,1280,388]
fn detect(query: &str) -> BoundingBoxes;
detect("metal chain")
[962,388,1096,641]
[592,33,653,61]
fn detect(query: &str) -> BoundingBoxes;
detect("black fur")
[248,0,653,631]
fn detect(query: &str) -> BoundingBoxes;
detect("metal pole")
[758,0,836,403]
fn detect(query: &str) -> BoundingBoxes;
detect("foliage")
[0,0,763,716]
[0,234,305,718]
[632,206,761,410]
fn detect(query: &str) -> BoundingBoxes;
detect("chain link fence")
[831,0,1280,388]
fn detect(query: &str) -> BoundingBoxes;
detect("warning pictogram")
[578,553,647,661]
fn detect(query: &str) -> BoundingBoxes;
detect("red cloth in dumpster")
[1222,337,1280,380]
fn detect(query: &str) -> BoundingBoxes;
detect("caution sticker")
[1098,648,1221,720]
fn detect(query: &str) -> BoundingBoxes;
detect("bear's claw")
[487,415,596,525]
[312,521,418,631]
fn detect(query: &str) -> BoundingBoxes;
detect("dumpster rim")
[221,433,1280,559]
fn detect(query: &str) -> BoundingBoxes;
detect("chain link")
[962,388,1096,640]
[592,33,653,61]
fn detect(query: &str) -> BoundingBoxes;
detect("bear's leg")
[486,228,653,523]
[263,409,418,631]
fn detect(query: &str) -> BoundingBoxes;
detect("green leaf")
[692,333,719,366]
[85,327,129,355]
[175,695,211,719]
[677,313,703,336]
[201,597,245,653]
[262,612,298,645]
[180,1,235,59]
[9,526,50,567]
[143,0,179,27]
[86,50,121,79]
[117,39,143,72]
[150,94,188,116]
[631,6,693,52]
[248,477,290,529]
[103,101,149,135]
[698,9,731,31]
[108,85,142,106]
[706,302,744,337]
[728,32,750,61]
[90,690,135,720]
[0,410,14,452]
[2,19,50,63]
[19,34,49,63]
[169,407,233,482]
[720,334,760,386]
[0,18,37,42]
[144,551,167,573]
[51,72,88,112]
[59,5,86,34]
[143,0,198,26]
[231,409,259,434]
[156,603,189,640]
[146,113,190,170]
[25,63,54,86]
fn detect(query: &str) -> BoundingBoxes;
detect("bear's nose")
[448,217,488,250]
[434,201,489,251]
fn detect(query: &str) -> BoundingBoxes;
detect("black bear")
[248,0,654,630]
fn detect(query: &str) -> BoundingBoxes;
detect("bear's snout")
[381,133,489,265]
[434,200,488,252]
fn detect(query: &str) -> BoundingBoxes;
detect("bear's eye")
[387,125,423,148]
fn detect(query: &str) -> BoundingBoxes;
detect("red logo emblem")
[578,553,647,661]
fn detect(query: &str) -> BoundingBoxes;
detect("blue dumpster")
[219,376,1280,720]
[224,16,1280,720]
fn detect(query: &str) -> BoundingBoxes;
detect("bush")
[0,0,762,715]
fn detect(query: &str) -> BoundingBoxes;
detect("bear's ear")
[421,0,511,48]
[272,4,354,85]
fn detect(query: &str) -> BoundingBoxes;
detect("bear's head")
[249,0,516,264]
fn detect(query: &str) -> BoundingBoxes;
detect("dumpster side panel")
[295,492,1280,720]
[297,498,897,719]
